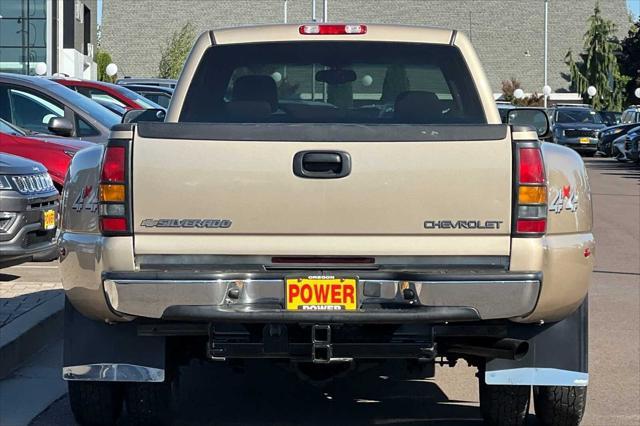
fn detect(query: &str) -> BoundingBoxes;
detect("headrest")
[232,75,278,112]
[224,101,272,122]
[394,91,443,123]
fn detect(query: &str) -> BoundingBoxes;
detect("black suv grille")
[565,129,597,138]
[25,229,56,248]
[11,173,56,195]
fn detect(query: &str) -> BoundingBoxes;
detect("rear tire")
[124,381,174,426]
[479,375,530,426]
[533,385,587,426]
[68,381,124,426]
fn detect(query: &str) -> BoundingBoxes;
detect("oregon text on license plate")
[286,276,357,311]
[43,209,56,230]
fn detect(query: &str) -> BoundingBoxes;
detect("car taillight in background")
[99,141,130,235]
[514,145,547,236]
[299,24,367,35]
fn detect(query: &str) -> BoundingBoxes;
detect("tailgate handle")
[293,151,351,179]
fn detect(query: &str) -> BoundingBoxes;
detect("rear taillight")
[514,145,547,236]
[299,24,367,35]
[99,141,131,235]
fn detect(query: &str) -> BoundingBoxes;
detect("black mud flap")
[485,298,588,386]
[62,298,166,382]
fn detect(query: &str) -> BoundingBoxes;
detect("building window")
[0,0,48,75]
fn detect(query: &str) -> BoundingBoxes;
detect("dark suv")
[551,105,607,156]
[0,153,59,267]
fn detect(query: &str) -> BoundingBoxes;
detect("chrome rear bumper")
[104,274,540,321]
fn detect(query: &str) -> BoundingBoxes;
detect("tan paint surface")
[213,24,453,46]
[134,235,511,256]
[60,234,134,321]
[543,142,593,234]
[510,233,594,322]
[132,134,513,245]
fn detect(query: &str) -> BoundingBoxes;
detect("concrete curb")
[0,293,64,378]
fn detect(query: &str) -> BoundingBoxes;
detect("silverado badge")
[140,219,232,228]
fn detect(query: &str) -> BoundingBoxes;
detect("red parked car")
[52,78,164,112]
[0,118,93,190]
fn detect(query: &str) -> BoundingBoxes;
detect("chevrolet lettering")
[424,220,504,230]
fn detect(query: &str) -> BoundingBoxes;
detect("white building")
[0,0,97,78]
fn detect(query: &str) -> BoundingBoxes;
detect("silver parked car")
[0,73,121,144]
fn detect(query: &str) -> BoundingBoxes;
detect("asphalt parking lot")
[6,157,639,426]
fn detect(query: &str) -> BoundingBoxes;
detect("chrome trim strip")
[135,254,510,270]
[104,278,539,320]
[109,130,134,140]
[63,364,165,382]
[485,368,588,386]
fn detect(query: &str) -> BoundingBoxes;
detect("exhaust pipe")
[448,338,529,361]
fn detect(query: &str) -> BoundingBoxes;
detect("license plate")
[43,209,56,230]
[286,276,357,311]
[579,137,590,144]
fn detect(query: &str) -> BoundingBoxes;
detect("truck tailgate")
[131,124,512,256]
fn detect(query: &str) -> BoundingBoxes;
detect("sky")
[95,0,639,26]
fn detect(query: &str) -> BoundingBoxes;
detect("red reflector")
[519,148,544,184]
[299,24,367,35]
[516,219,546,233]
[101,146,125,182]
[100,217,127,232]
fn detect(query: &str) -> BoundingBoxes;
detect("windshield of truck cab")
[180,42,486,124]
[555,109,602,124]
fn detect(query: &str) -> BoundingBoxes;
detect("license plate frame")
[285,276,358,311]
[42,209,56,230]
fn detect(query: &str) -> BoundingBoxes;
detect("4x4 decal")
[72,185,98,213]
[549,185,578,214]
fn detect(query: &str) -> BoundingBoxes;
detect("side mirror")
[48,117,74,137]
[507,108,550,139]
[122,108,166,124]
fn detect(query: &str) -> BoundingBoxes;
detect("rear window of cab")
[180,42,486,125]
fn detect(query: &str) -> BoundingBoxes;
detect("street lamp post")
[543,0,549,108]
[543,85,552,106]
[283,0,287,24]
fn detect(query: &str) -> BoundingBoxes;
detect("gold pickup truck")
[59,24,594,426]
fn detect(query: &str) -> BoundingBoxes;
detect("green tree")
[501,78,521,102]
[96,50,115,83]
[565,3,629,111]
[158,23,196,79]
[500,78,543,106]
[620,20,640,107]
